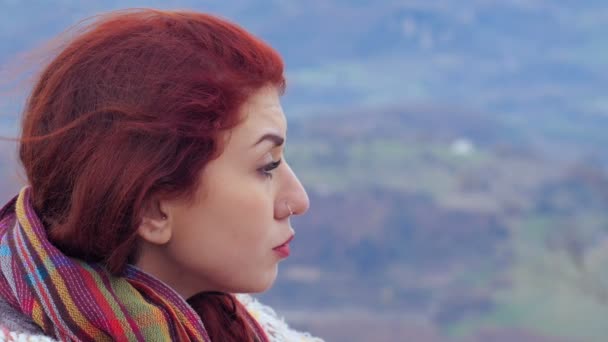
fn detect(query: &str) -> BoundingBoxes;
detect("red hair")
[18,9,284,341]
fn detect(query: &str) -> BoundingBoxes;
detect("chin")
[238,267,278,294]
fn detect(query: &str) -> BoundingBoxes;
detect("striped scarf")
[0,187,211,341]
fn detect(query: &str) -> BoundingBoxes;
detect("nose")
[277,162,309,218]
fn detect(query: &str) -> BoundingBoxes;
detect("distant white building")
[451,137,475,156]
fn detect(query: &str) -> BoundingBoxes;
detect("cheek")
[169,178,276,271]
[168,197,278,293]
[211,172,275,226]
[219,185,275,247]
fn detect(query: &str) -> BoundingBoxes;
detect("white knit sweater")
[237,294,324,342]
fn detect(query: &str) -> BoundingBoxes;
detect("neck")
[134,241,212,299]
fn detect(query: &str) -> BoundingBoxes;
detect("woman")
[0,8,322,342]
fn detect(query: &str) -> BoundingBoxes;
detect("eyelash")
[259,159,282,179]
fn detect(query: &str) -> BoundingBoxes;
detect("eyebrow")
[252,133,285,148]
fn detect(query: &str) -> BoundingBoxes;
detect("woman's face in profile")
[138,86,310,297]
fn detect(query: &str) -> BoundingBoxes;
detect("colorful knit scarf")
[0,187,212,341]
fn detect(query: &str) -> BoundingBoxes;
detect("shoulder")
[237,294,325,342]
[0,298,56,342]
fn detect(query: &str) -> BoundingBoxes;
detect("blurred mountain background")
[1,1,608,341]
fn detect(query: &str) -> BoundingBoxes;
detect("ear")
[137,197,172,245]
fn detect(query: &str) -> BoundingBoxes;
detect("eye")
[258,159,282,179]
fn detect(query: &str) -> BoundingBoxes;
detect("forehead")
[236,86,286,137]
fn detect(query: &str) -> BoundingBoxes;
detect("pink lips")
[273,235,294,258]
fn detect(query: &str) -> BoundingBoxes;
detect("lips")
[273,234,294,258]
